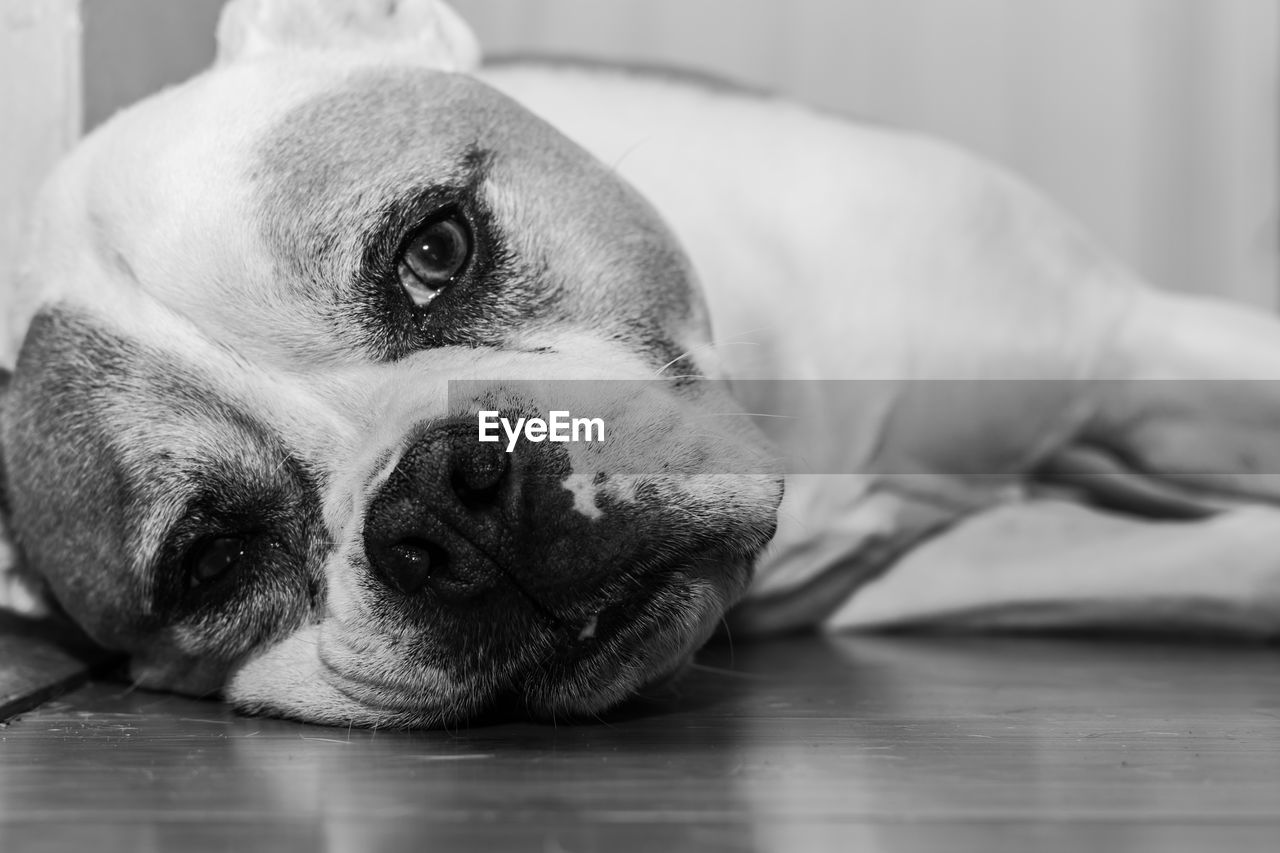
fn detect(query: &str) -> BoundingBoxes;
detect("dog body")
[3,0,1280,727]
[480,63,1280,636]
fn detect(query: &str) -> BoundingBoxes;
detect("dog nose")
[363,419,514,600]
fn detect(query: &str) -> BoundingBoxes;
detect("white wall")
[82,0,224,130]
[1,0,81,304]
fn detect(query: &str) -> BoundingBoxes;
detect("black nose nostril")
[365,419,520,600]
[450,469,503,510]
[376,539,451,597]
[450,443,509,510]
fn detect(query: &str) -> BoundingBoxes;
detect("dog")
[3,0,1280,728]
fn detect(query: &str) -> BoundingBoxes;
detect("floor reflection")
[2,633,1279,853]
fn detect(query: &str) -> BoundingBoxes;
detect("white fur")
[216,0,480,70]
[477,65,1280,635]
[0,518,46,616]
[8,1,1280,689]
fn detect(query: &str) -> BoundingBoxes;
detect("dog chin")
[228,556,750,728]
[519,568,740,720]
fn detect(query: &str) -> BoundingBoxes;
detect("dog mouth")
[509,535,755,697]
[278,417,785,728]
[481,554,748,721]
[226,468,780,729]
[295,547,756,728]
[547,564,718,660]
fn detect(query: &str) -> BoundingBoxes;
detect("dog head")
[0,0,782,726]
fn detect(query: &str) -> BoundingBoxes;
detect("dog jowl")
[0,35,783,724]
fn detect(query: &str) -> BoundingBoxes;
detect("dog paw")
[216,0,481,71]
[0,534,50,617]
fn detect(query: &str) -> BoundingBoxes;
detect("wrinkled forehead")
[30,57,702,370]
[82,57,563,231]
[251,61,614,247]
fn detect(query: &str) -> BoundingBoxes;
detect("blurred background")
[4,0,1277,306]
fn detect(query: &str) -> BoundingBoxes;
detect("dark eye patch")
[186,534,261,589]
[3,308,326,661]
[149,445,326,658]
[347,161,545,360]
[254,70,700,369]
[397,212,472,306]
[255,76,570,363]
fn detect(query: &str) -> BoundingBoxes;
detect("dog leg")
[1070,288,1280,506]
[732,284,1280,637]
[827,291,1280,636]
[829,499,1280,636]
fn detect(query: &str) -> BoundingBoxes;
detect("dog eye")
[185,535,248,588]
[397,214,471,308]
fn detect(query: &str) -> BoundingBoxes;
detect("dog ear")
[215,0,481,71]
[0,367,51,616]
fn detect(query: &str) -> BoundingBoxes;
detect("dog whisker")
[718,616,735,669]
[683,661,768,681]
[655,350,699,376]
[655,341,747,375]
[606,137,651,174]
[267,451,297,478]
[687,412,798,420]
[714,326,774,343]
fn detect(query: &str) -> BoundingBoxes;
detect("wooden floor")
[2,633,1279,852]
